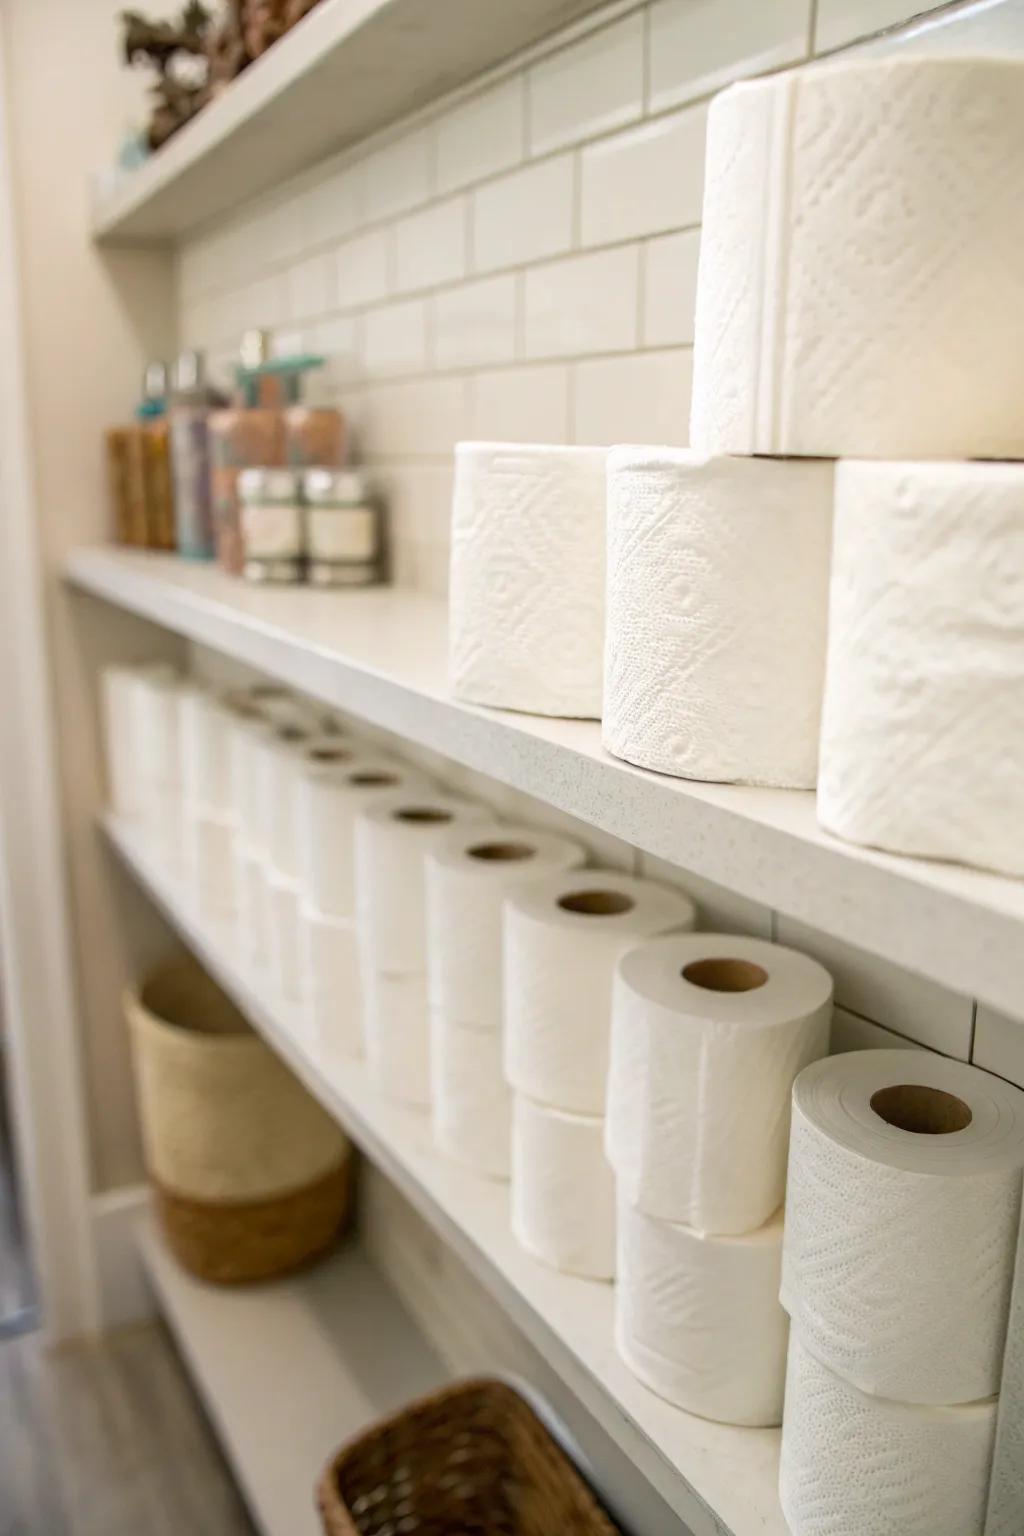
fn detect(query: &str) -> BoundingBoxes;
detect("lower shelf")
[140,1217,448,1536]
[107,813,787,1536]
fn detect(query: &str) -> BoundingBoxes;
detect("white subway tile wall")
[173,0,1024,1087]
[177,0,950,597]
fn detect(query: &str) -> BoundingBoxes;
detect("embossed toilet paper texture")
[604,449,833,787]
[782,1052,1024,1405]
[616,1202,788,1426]
[780,1335,996,1536]
[818,460,1024,876]
[691,58,1024,459]
[449,443,607,719]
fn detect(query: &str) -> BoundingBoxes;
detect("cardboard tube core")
[683,957,769,993]
[469,842,536,862]
[308,746,353,763]
[558,890,635,916]
[394,807,453,825]
[275,724,308,744]
[870,1083,973,1135]
[349,772,399,788]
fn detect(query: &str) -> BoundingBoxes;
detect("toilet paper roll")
[690,57,1024,460]
[511,1095,615,1280]
[132,672,189,855]
[431,1014,511,1179]
[782,1050,1024,1404]
[262,728,351,882]
[604,448,834,788]
[235,844,270,964]
[101,663,176,821]
[299,906,363,1057]
[179,689,234,818]
[608,934,831,1234]
[818,460,1024,876]
[617,1202,788,1426]
[504,871,696,1114]
[425,825,587,1028]
[184,811,235,917]
[267,871,303,999]
[363,970,431,1106]
[449,442,607,719]
[779,1334,996,1536]
[298,756,433,920]
[356,793,495,975]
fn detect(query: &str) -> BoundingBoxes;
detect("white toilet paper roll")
[431,1014,511,1179]
[690,57,1024,460]
[511,1095,615,1280]
[426,825,587,1028]
[363,970,431,1106]
[179,689,235,818]
[608,934,831,1234]
[356,794,495,975]
[617,1202,788,1426]
[101,663,176,821]
[184,811,235,917]
[264,729,352,882]
[779,1334,996,1536]
[267,871,303,999]
[449,442,607,719]
[299,906,363,1057]
[504,871,696,1115]
[604,448,834,788]
[133,672,189,855]
[782,1050,1024,1404]
[235,844,270,964]
[298,757,433,920]
[818,460,1024,876]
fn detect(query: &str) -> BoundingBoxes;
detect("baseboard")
[90,1183,155,1330]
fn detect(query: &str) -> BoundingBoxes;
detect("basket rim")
[123,969,257,1048]
[316,1374,622,1534]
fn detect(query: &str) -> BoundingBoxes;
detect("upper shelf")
[92,0,608,243]
[66,545,1024,1017]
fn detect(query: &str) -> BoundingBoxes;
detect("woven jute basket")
[316,1378,622,1536]
[127,957,351,1284]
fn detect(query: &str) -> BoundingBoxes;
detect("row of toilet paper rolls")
[450,445,1023,881]
[450,52,1024,880]
[101,667,1024,1535]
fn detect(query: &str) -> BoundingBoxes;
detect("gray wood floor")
[0,1049,36,1333]
[0,1322,257,1536]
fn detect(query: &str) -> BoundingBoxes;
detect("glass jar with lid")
[238,467,304,584]
[303,468,379,588]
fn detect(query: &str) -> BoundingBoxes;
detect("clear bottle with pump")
[169,349,216,559]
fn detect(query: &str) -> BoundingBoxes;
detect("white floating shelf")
[139,1216,447,1536]
[93,0,608,243]
[105,813,786,1536]
[70,547,1024,1016]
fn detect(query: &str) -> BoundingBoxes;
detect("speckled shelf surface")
[68,547,1024,1017]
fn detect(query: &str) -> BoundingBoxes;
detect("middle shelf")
[102,809,786,1536]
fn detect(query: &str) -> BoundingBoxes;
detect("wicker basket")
[317,1378,622,1536]
[127,957,351,1284]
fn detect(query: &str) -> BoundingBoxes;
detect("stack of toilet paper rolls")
[100,661,180,835]
[179,687,246,920]
[607,935,831,1425]
[297,753,433,1056]
[448,442,607,720]
[355,792,494,1106]
[683,53,1024,866]
[257,722,348,999]
[779,1050,1024,1536]
[424,825,586,1179]
[503,871,696,1280]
